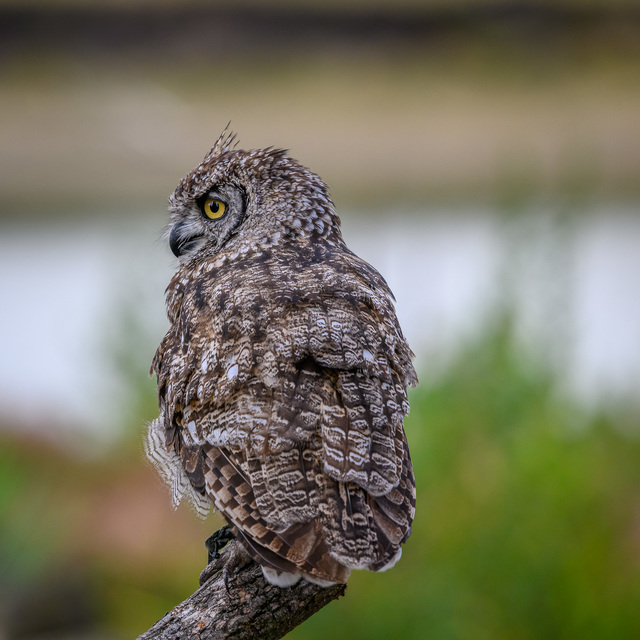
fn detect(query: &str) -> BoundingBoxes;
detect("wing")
[149,249,416,582]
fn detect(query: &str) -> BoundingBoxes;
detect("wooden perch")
[136,540,346,640]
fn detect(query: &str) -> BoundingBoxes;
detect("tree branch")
[136,540,346,640]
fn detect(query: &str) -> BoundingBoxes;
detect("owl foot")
[200,526,236,586]
[205,525,235,563]
[199,532,253,592]
[220,539,254,593]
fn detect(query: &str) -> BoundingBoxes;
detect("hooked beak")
[169,222,203,258]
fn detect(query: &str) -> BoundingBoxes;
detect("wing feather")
[150,245,416,583]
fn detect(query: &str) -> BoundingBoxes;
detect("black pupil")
[209,200,219,213]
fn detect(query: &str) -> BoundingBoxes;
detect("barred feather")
[148,133,417,585]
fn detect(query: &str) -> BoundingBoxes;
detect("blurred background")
[1,0,640,638]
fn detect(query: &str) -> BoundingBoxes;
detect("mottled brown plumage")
[146,129,417,586]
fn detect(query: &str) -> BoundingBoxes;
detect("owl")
[146,129,417,587]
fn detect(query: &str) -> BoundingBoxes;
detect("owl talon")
[199,526,237,586]
[205,525,235,563]
[199,536,252,590]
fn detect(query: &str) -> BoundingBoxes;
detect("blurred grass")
[2,309,640,638]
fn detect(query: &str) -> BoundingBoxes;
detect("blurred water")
[0,207,638,444]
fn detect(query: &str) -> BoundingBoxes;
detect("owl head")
[167,128,342,262]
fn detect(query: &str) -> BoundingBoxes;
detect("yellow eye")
[203,198,226,220]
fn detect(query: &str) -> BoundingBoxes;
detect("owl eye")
[202,198,227,220]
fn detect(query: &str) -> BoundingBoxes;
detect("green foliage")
[0,437,82,584]
[288,313,640,640]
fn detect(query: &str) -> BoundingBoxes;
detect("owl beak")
[169,223,202,258]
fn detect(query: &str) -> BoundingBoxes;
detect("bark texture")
[136,540,346,640]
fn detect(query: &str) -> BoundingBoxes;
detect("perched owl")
[146,129,417,587]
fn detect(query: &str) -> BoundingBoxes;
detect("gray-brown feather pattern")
[149,137,417,584]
